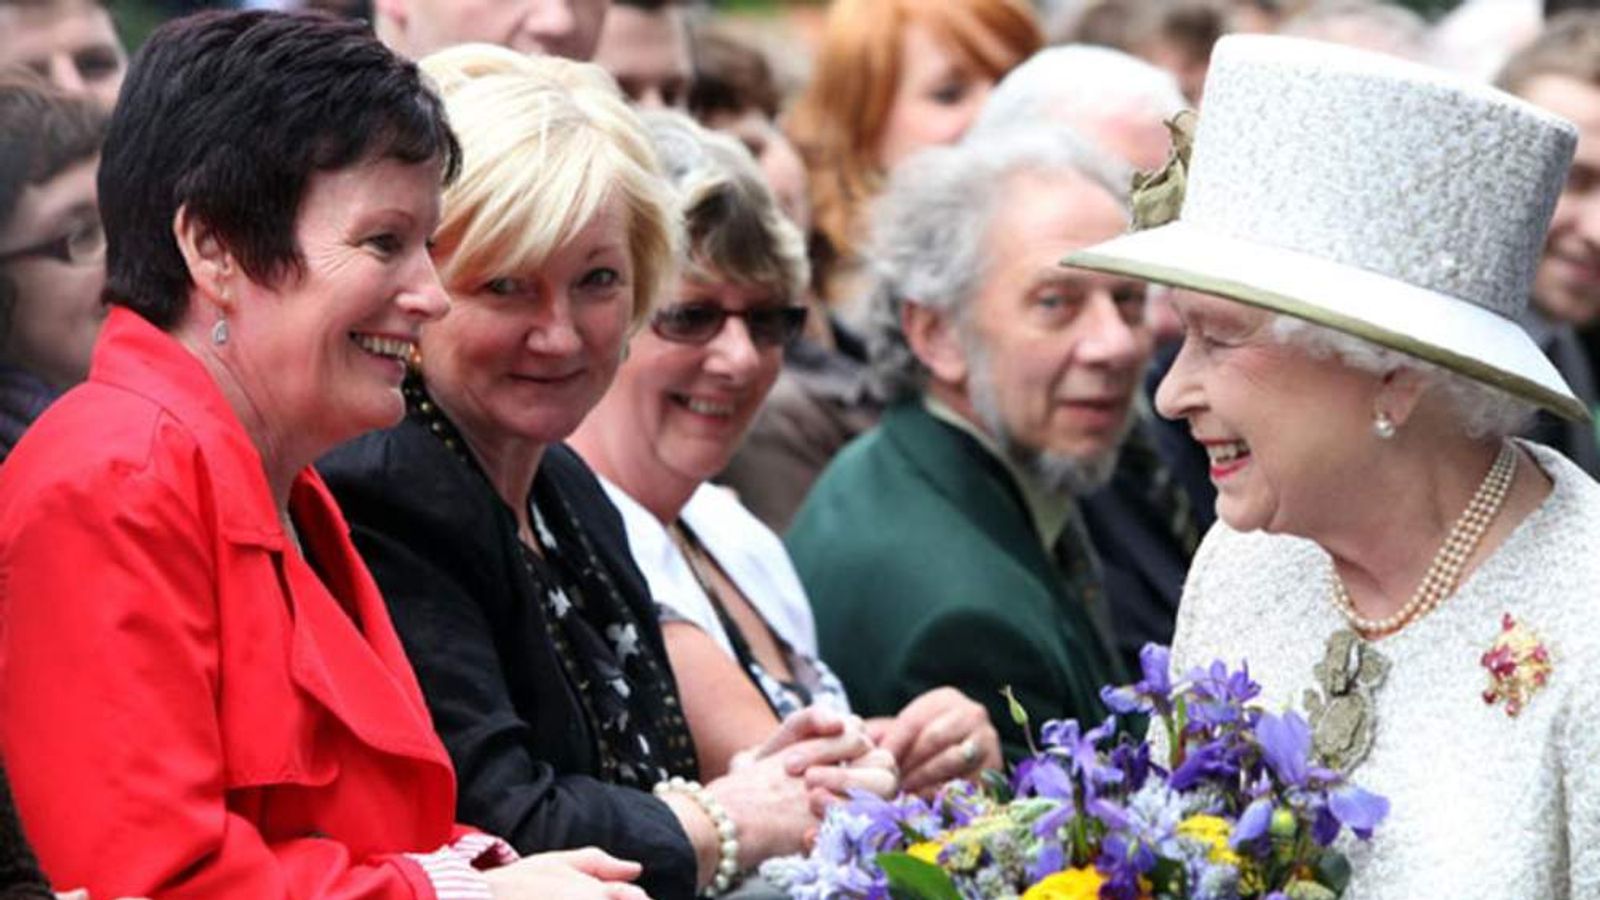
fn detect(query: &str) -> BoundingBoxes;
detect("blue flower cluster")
[762,645,1390,900]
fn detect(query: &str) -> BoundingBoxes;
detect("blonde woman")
[319,46,894,900]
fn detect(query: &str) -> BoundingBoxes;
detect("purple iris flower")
[1098,830,1160,900]
[1231,796,1275,847]
[1167,739,1237,791]
[1108,740,1152,792]
[1312,805,1342,846]
[1329,784,1390,840]
[1185,660,1262,730]
[1256,711,1313,786]
[1031,799,1076,838]
[1087,796,1131,831]
[1027,842,1067,884]
[1014,756,1075,801]
[1101,643,1175,715]
[1041,716,1123,799]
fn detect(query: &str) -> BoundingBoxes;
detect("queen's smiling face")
[1154,290,1380,537]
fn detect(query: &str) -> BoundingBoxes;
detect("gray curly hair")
[864,127,1129,402]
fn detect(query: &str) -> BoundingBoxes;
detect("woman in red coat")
[0,11,645,900]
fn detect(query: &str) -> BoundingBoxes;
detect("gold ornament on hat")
[1130,111,1198,232]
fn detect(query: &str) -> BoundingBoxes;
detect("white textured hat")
[1064,35,1588,422]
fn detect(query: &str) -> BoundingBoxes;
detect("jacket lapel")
[883,403,1124,682]
[278,473,455,770]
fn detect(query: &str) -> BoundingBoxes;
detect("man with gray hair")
[966,45,1209,679]
[786,130,1151,759]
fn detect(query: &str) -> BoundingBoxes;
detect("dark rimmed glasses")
[0,217,106,268]
[651,301,808,348]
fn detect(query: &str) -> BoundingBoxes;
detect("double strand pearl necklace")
[1330,441,1517,637]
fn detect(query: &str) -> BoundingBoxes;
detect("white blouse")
[602,478,851,716]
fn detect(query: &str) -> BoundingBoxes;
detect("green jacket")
[786,403,1125,761]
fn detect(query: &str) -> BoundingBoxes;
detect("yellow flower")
[906,841,942,865]
[1021,867,1106,900]
[1177,814,1243,867]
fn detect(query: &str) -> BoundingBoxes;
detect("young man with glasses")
[0,70,106,460]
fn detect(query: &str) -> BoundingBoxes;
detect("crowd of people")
[0,0,1596,898]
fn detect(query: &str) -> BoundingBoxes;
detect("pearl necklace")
[1330,441,1517,637]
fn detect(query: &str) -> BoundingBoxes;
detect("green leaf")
[878,852,963,900]
[1313,852,1353,893]
[1148,856,1187,898]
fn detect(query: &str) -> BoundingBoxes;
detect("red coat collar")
[92,308,452,772]
[91,308,286,549]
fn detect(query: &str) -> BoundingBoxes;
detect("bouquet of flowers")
[761,645,1389,899]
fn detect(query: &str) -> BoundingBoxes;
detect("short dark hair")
[98,9,460,328]
[0,67,105,343]
[1499,11,1600,95]
[688,29,781,121]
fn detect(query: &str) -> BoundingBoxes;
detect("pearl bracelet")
[653,775,740,895]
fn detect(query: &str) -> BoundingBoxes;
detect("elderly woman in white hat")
[1068,36,1599,898]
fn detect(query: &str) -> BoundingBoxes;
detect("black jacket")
[319,421,697,900]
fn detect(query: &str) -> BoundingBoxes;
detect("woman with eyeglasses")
[0,69,105,461]
[571,112,1001,793]
[319,49,896,900]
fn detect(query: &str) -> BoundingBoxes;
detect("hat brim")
[1065,221,1590,423]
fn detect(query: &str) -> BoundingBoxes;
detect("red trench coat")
[0,309,475,898]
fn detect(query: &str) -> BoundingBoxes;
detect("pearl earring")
[1373,410,1396,440]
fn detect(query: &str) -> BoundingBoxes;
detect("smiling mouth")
[1205,439,1251,469]
[351,333,415,361]
[674,394,736,418]
[513,370,584,385]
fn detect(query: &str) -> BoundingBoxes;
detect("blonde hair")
[787,0,1041,271]
[641,110,808,307]
[419,44,679,329]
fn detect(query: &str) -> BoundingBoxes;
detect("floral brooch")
[1480,613,1552,717]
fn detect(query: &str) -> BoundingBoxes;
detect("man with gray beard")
[786,129,1150,760]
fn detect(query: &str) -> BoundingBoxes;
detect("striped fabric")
[406,832,520,899]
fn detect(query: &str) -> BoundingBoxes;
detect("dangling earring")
[211,317,229,346]
[1372,409,1396,440]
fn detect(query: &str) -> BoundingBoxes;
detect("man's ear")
[172,205,236,312]
[901,300,968,386]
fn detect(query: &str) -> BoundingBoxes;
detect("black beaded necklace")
[403,378,698,787]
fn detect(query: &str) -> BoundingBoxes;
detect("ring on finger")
[958,736,980,769]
